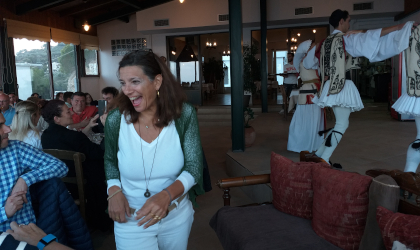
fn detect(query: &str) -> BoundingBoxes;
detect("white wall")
[80,77,100,100]
[97,1,410,96]
[96,15,151,93]
[136,0,403,33]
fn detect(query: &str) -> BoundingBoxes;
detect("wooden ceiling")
[12,0,173,26]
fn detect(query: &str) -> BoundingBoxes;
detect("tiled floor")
[92,100,418,250]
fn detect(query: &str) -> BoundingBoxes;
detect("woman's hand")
[108,186,130,223]
[81,114,99,136]
[135,191,171,229]
[100,113,108,127]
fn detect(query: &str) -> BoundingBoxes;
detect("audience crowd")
[0,88,118,249]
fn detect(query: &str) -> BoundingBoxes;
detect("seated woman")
[287,40,324,153]
[85,93,94,106]
[41,100,109,229]
[9,101,42,149]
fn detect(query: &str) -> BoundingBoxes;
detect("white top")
[107,114,195,208]
[283,63,298,84]
[303,22,414,70]
[23,130,42,149]
[36,116,49,132]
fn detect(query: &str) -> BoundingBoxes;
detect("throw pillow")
[270,152,330,219]
[376,206,420,250]
[311,166,372,250]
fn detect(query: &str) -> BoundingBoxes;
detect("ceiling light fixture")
[313,29,316,33]
[297,33,300,36]
[179,0,184,3]
[83,22,90,32]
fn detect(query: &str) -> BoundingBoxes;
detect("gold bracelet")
[107,188,122,201]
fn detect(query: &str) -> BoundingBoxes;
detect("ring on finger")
[116,216,120,221]
[19,224,25,227]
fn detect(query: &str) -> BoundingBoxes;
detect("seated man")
[63,92,73,108]
[41,100,109,229]
[101,86,119,112]
[0,113,68,232]
[8,93,22,107]
[0,94,15,126]
[68,92,98,130]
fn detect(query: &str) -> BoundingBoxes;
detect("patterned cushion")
[270,152,330,219]
[312,166,372,250]
[376,206,420,250]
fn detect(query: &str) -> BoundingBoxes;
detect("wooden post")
[229,0,245,152]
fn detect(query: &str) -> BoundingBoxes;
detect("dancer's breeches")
[315,106,351,163]
[403,117,420,172]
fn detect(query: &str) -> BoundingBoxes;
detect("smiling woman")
[104,50,204,250]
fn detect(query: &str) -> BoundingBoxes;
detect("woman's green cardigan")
[104,103,205,206]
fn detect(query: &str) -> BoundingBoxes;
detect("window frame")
[80,48,100,77]
[12,39,81,99]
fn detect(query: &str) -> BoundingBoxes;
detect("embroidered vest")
[319,33,361,96]
[298,62,320,105]
[405,25,420,97]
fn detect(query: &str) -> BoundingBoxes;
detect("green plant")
[202,57,225,83]
[243,44,261,94]
[244,107,254,128]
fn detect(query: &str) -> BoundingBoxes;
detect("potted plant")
[243,44,261,106]
[244,107,256,147]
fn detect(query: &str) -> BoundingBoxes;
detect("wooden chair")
[43,149,87,220]
[278,85,288,120]
[365,169,420,216]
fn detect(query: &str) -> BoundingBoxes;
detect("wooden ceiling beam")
[59,0,115,17]
[118,15,130,23]
[88,0,173,26]
[15,0,72,15]
[117,0,142,9]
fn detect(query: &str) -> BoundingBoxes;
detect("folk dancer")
[287,40,324,153]
[392,23,420,173]
[303,9,414,164]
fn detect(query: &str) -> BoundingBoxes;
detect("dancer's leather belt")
[129,193,188,215]
[299,89,317,94]
[302,79,319,84]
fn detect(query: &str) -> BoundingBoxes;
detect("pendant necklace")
[138,120,161,198]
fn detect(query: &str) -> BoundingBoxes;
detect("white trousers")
[114,197,194,250]
[315,106,351,163]
[404,117,420,173]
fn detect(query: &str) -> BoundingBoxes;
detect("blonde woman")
[9,101,42,149]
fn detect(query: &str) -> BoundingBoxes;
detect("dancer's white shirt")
[107,115,195,209]
[303,22,413,112]
[304,22,413,70]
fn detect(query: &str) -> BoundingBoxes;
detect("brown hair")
[116,50,186,127]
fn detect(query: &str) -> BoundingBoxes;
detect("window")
[51,41,78,93]
[14,38,52,100]
[276,50,288,85]
[83,49,99,76]
[13,38,80,100]
[179,61,199,83]
[222,56,231,87]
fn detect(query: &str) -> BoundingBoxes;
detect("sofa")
[210,152,420,250]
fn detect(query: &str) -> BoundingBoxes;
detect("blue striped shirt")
[0,140,68,232]
[1,107,15,126]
